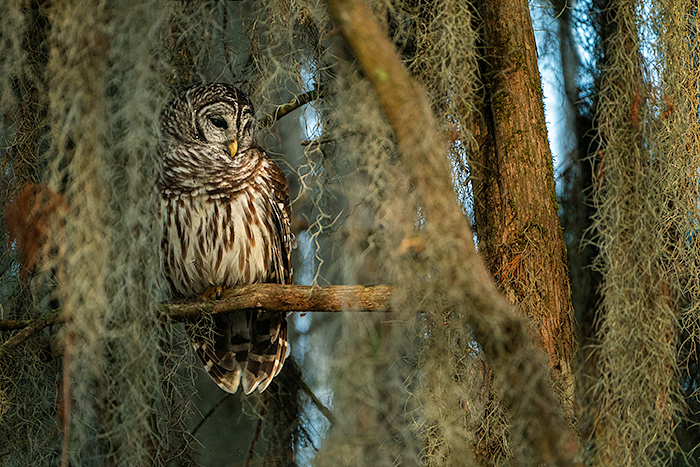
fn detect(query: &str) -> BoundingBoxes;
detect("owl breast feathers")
[159,83,292,394]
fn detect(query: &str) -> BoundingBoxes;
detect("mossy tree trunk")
[471,0,576,420]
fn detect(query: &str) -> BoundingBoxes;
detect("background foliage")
[0,0,699,466]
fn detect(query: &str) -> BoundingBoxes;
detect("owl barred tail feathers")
[191,311,288,394]
[160,83,292,394]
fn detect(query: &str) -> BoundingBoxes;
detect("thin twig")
[258,87,323,128]
[246,404,266,467]
[300,132,351,147]
[191,392,232,436]
[299,378,336,426]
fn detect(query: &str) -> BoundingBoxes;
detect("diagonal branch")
[299,377,336,426]
[246,404,265,467]
[191,392,232,436]
[190,365,336,438]
[0,309,64,360]
[258,87,324,128]
[0,318,40,331]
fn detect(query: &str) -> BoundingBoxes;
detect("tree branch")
[165,284,391,321]
[191,392,232,436]
[0,318,40,331]
[0,284,391,361]
[0,309,64,360]
[258,87,324,128]
[245,404,265,467]
[190,363,336,437]
[299,377,336,426]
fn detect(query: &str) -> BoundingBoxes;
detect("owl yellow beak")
[227,140,238,158]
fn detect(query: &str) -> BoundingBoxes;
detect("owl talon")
[203,285,224,301]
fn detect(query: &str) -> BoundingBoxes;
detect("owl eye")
[209,116,228,130]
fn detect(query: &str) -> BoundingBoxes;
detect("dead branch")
[191,392,232,436]
[0,318,38,331]
[246,404,265,467]
[190,365,335,437]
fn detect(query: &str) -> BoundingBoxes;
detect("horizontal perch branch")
[166,284,392,320]
[0,284,392,361]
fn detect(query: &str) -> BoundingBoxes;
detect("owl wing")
[192,155,293,395]
[239,159,292,393]
[268,159,294,286]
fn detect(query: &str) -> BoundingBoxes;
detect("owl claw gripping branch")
[159,83,292,395]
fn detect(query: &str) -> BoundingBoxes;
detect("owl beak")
[227,140,238,158]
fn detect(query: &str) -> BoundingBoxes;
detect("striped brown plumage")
[159,83,292,394]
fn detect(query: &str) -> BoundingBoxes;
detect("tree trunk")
[471,0,576,420]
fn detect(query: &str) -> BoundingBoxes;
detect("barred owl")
[159,83,292,394]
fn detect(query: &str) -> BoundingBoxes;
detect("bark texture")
[472,0,576,418]
[167,284,393,318]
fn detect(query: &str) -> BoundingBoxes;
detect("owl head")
[161,83,258,157]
